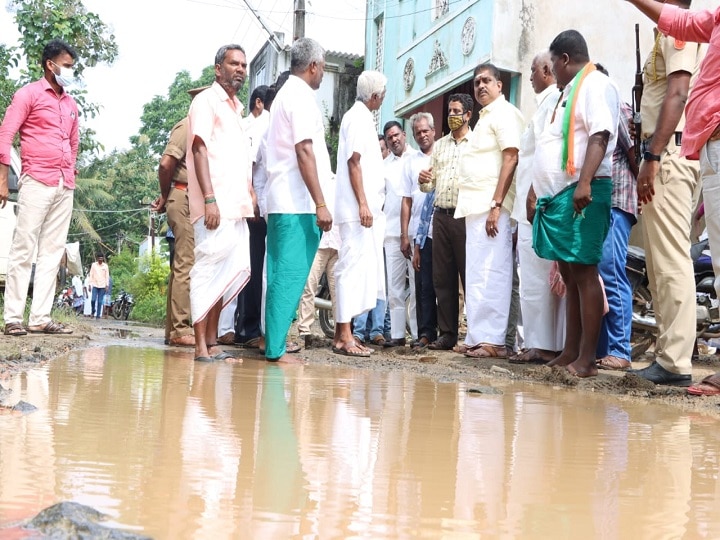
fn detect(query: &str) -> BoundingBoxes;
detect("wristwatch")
[490,200,502,210]
[643,151,661,162]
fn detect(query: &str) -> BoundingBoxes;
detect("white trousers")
[517,221,565,351]
[701,140,720,300]
[297,247,337,334]
[335,218,385,323]
[464,210,513,346]
[4,176,73,326]
[384,236,417,340]
[218,297,237,336]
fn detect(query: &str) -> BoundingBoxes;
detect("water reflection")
[0,346,719,539]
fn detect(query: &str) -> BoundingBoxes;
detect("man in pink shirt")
[0,40,79,336]
[624,0,720,390]
[186,44,256,363]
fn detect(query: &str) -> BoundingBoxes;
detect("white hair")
[356,70,387,103]
[409,112,434,132]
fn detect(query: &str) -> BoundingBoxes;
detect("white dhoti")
[190,219,251,324]
[517,221,565,351]
[384,236,418,340]
[465,210,513,346]
[335,217,386,323]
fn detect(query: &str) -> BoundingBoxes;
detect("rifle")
[632,23,643,164]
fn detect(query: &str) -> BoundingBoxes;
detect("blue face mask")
[51,61,75,87]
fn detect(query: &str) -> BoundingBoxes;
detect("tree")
[134,66,249,156]
[4,0,118,154]
[0,44,20,116]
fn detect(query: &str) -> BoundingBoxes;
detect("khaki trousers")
[4,176,73,327]
[642,141,700,375]
[165,187,194,339]
[297,247,337,335]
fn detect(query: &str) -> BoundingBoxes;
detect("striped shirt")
[419,130,471,209]
[611,102,637,217]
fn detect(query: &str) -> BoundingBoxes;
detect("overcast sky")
[0,0,366,154]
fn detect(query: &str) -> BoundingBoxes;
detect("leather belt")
[434,207,456,215]
[172,182,188,191]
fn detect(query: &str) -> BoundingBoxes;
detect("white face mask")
[51,61,75,87]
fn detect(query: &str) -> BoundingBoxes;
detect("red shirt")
[0,77,79,188]
[659,4,720,159]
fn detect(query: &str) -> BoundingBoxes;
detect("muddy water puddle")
[1,346,719,539]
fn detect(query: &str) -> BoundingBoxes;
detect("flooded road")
[1,346,719,539]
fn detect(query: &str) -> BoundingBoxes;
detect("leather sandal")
[27,321,72,335]
[3,322,27,336]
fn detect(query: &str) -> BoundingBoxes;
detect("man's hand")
[637,159,659,204]
[359,202,373,228]
[412,246,421,272]
[573,181,593,213]
[0,165,9,209]
[204,201,220,230]
[401,236,412,259]
[526,186,537,224]
[316,206,332,232]
[150,195,166,214]
[418,167,433,185]
[486,207,500,237]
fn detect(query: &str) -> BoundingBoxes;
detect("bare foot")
[547,353,575,367]
[267,353,305,364]
[566,361,598,378]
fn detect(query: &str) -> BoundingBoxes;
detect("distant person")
[264,37,333,363]
[151,86,209,348]
[0,40,79,336]
[71,274,84,314]
[88,253,110,319]
[103,275,113,318]
[187,44,256,363]
[333,70,388,357]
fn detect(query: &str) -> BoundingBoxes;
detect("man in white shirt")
[401,113,437,350]
[264,38,333,363]
[333,70,388,357]
[383,121,417,347]
[509,52,564,365]
[187,44,256,363]
[456,63,524,359]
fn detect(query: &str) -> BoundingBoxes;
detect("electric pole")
[294,0,305,41]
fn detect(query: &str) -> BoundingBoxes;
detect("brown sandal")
[3,322,27,336]
[27,321,73,335]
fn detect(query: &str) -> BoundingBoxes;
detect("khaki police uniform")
[639,31,703,375]
[164,117,195,340]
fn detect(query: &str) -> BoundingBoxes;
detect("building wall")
[369,0,716,131]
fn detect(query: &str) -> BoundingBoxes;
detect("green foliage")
[134,66,251,156]
[133,66,217,156]
[107,248,138,297]
[127,253,169,325]
[5,0,118,155]
[0,44,20,117]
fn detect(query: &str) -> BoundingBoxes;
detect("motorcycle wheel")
[111,302,123,320]
[630,284,656,360]
[318,287,335,339]
[122,305,131,321]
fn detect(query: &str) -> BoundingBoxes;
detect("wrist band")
[316,203,326,208]
[204,197,217,204]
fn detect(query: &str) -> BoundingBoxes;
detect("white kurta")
[334,101,386,322]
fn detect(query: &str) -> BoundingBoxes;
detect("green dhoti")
[265,213,320,359]
[532,178,612,265]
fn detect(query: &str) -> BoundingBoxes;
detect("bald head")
[530,50,555,94]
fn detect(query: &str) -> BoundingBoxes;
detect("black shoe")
[383,338,406,348]
[428,334,456,351]
[629,361,692,387]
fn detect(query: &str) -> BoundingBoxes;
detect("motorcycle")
[54,286,75,312]
[111,290,135,321]
[627,240,719,359]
